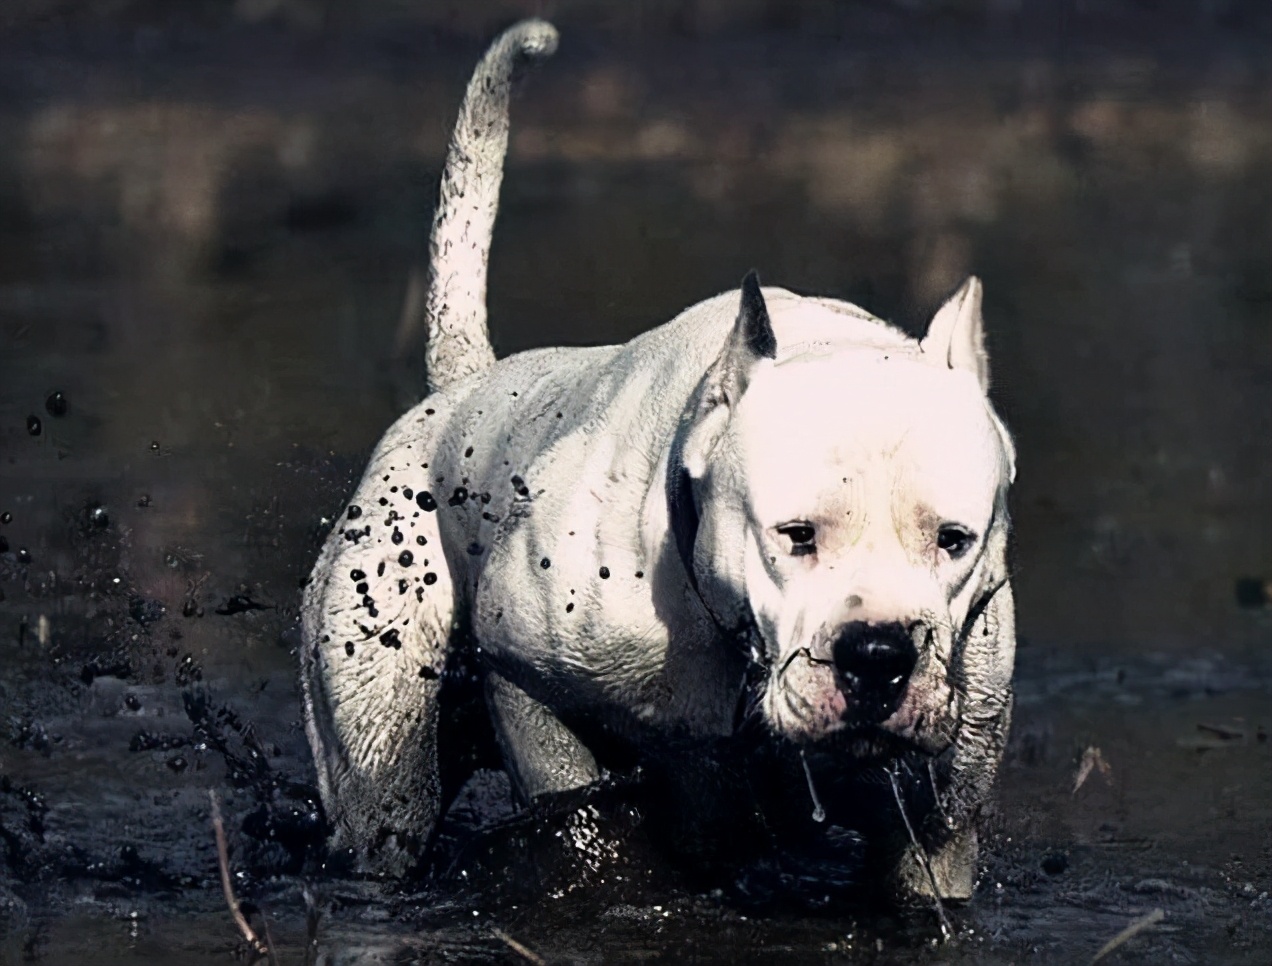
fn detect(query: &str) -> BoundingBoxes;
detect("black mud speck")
[566,602,574,613]
[376,561,385,577]
[215,594,271,616]
[342,528,363,543]
[449,487,468,507]
[380,629,402,649]
[1041,852,1069,875]
[540,557,551,569]
[482,512,500,522]
[347,504,362,520]
[129,596,166,626]
[0,535,9,553]
[355,581,369,594]
[124,693,141,711]
[416,491,437,512]
[511,475,524,489]
[403,487,414,499]
[464,446,474,458]
[345,641,355,656]
[418,666,439,680]
[416,535,427,545]
[378,497,388,506]
[415,586,425,601]
[635,570,644,579]
[599,566,610,579]
[45,391,68,416]
[425,408,435,415]
[398,550,414,567]
[137,494,151,508]
[26,415,41,436]
[467,543,483,556]
[480,492,492,504]
[423,572,438,585]
[556,411,563,419]
[1235,577,1268,608]
[398,579,408,594]
[391,528,404,545]
[350,568,365,581]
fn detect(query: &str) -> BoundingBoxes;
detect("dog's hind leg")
[300,407,457,876]
[485,672,600,803]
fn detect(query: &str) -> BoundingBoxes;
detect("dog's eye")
[937,525,976,560]
[777,523,816,556]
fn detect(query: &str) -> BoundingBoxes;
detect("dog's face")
[679,275,1014,754]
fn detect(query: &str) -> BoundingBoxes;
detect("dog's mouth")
[808,723,940,764]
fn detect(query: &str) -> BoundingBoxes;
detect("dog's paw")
[889,828,978,902]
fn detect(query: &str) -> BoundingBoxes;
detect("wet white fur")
[300,20,1016,899]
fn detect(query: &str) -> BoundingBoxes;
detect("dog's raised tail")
[418,19,558,395]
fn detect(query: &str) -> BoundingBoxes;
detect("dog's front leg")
[485,672,600,803]
[890,581,1016,902]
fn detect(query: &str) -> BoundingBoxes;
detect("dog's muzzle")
[832,621,918,724]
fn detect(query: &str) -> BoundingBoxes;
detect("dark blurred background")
[2,0,1268,661]
[0,2,1268,962]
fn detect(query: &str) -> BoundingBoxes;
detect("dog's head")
[673,273,1015,755]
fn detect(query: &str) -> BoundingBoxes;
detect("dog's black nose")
[832,621,918,722]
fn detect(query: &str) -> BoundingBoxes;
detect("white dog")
[300,19,1016,900]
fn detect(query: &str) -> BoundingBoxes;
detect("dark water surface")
[1,11,1269,964]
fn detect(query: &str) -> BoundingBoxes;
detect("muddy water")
[1,17,1270,966]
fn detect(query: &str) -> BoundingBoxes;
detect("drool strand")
[799,750,826,823]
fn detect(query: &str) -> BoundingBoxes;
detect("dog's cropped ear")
[681,271,776,478]
[710,270,777,404]
[922,276,990,392]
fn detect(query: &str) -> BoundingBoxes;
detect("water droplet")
[398,551,414,567]
[45,392,68,417]
[347,505,362,520]
[350,569,365,581]
[416,491,437,512]
[26,415,41,436]
[540,557,551,569]
[423,572,438,585]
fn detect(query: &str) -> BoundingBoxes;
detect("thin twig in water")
[209,790,270,961]
[303,885,321,966]
[261,910,279,966]
[1090,908,1164,964]
[492,927,547,965]
[887,767,954,942]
